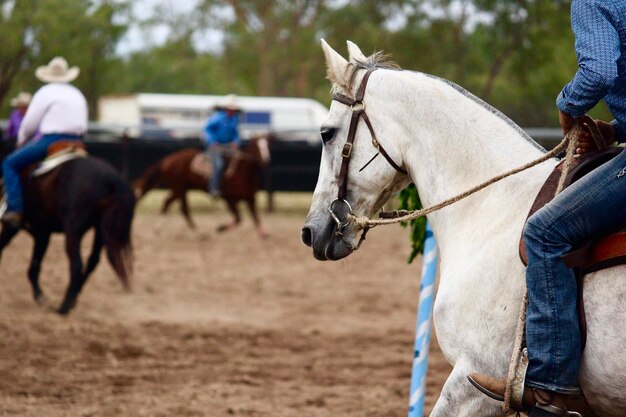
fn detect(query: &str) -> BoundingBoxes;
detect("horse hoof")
[57,299,76,315]
[57,306,71,315]
[34,293,46,306]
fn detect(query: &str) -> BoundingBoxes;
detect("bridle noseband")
[328,68,408,250]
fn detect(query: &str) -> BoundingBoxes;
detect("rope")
[503,293,529,411]
[501,126,579,412]
[350,125,582,229]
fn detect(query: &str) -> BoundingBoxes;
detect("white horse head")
[301,39,412,260]
[301,40,626,416]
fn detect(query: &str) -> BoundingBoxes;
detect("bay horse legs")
[58,230,86,315]
[217,199,240,233]
[245,195,268,239]
[179,193,196,229]
[58,227,107,315]
[161,192,196,229]
[217,197,268,238]
[161,192,177,214]
[0,225,20,260]
[82,227,103,280]
[28,232,51,304]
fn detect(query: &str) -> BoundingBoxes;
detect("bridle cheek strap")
[332,68,407,202]
[327,68,407,251]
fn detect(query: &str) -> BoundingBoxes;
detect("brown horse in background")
[133,135,271,238]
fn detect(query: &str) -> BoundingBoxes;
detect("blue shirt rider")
[203,94,241,197]
[469,2,626,417]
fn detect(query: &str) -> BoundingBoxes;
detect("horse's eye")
[320,127,336,144]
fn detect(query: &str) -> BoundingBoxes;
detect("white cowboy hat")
[216,94,242,111]
[35,57,80,83]
[9,91,32,107]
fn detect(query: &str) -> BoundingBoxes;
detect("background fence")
[0,122,563,192]
[83,136,323,192]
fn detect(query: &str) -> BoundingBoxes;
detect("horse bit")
[328,68,408,250]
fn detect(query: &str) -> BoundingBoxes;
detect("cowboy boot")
[0,211,23,229]
[467,373,583,417]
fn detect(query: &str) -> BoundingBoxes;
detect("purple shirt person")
[6,92,31,142]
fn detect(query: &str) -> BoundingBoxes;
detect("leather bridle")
[328,68,408,250]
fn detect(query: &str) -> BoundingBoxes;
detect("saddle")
[189,153,213,179]
[32,140,87,177]
[519,146,626,347]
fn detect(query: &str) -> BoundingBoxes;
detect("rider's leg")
[469,148,626,413]
[524,148,626,395]
[2,135,56,216]
[210,150,224,196]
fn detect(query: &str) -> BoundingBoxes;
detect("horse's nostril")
[301,227,313,247]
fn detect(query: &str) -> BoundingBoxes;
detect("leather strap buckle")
[342,143,353,158]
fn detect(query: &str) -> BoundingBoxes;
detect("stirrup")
[535,403,582,417]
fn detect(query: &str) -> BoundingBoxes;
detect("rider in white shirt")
[1,57,88,228]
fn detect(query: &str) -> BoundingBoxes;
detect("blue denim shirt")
[203,110,240,145]
[557,0,626,142]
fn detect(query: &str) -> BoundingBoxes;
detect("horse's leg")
[429,361,505,417]
[179,192,196,230]
[82,227,103,280]
[161,192,177,214]
[58,231,84,315]
[217,199,240,232]
[245,195,268,239]
[0,225,20,260]
[27,232,51,305]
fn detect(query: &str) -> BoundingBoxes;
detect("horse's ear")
[321,39,350,89]
[346,40,367,64]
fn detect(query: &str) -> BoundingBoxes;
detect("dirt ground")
[0,192,451,417]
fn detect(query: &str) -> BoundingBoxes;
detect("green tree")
[108,36,229,95]
[0,0,128,115]
[195,0,328,97]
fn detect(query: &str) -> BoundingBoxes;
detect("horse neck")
[377,72,557,254]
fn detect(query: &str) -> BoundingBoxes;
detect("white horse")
[301,40,626,417]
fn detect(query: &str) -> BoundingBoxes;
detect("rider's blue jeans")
[523,147,626,394]
[209,145,226,195]
[2,134,82,213]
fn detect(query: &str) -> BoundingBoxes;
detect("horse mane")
[329,51,401,96]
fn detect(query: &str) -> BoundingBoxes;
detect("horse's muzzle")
[301,216,354,261]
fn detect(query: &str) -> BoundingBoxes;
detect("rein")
[351,130,575,229]
[353,117,604,229]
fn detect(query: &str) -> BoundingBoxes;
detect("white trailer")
[97,93,329,143]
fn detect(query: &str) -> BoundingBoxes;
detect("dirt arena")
[0,192,452,417]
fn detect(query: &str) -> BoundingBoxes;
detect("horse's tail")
[133,162,161,201]
[101,177,135,289]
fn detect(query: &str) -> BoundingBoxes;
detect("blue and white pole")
[408,222,438,417]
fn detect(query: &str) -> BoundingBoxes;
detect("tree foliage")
[0,0,128,115]
[1,0,593,127]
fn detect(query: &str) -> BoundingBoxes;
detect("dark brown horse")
[0,156,135,314]
[133,135,271,238]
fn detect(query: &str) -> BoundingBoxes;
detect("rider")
[469,1,626,416]
[203,94,241,197]
[5,92,32,154]
[1,57,87,228]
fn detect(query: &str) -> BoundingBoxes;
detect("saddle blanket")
[32,146,87,177]
[190,153,213,179]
